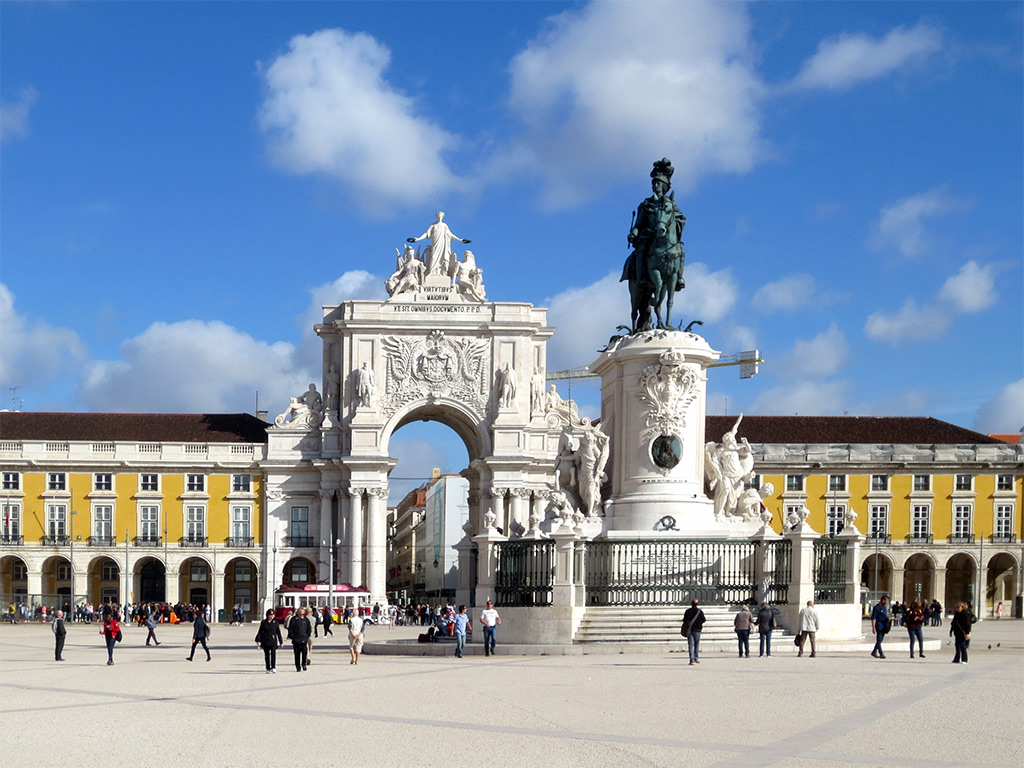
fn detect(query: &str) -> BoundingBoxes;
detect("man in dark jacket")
[52,609,67,661]
[288,607,312,672]
[681,599,706,665]
[187,612,211,662]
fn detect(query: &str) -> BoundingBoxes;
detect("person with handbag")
[904,600,926,659]
[288,606,312,671]
[950,602,974,664]
[100,613,121,666]
[733,604,753,658]
[870,595,891,659]
[187,612,211,662]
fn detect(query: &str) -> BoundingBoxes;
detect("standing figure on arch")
[621,158,686,333]
[407,211,471,278]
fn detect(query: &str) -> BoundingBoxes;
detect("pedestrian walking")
[145,611,161,646]
[950,602,974,664]
[755,602,775,657]
[797,599,819,657]
[313,604,322,638]
[52,609,67,661]
[480,600,501,657]
[733,604,753,658]
[186,613,211,662]
[453,605,471,658]
[288,607,312,671]
[100,614,121,666]
[904,600,926,658]
[870,595,891,659]
[321,606,334,636]
[995,601,1004,620]
[255,609,283,674]
[348,607,365,665]
[682,599,706,665]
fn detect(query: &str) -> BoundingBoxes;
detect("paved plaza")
[2,619,1022,768]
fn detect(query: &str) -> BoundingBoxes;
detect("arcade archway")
[861,553,893,595]
[135,557,165,603]
[945,553,976,608]
[224,556,259,618]
[179,556,212,607]
[903,553,936,604]
[87,556,121,605]
[1,555,28,603]
[987,553,1018,616]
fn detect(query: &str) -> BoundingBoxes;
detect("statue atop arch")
[385,212,486,301]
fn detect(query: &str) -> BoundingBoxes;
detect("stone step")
[575,605,779,644]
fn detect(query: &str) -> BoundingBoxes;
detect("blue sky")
[2,1,1022,494]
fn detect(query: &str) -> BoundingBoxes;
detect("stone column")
[26,570,43,601]
[891,565,905,604]
[472,520,506,606]
[365,487,388,606]
[319,490,334,582]
[347,487,365,589]
[550,528,579,608]
[933,566,947,608]
[838,524,866,605]
[165,567,180,606]
[490,488,508,535]
[509,489,528,536]
[784,522,820,609]
[453,535,477,609]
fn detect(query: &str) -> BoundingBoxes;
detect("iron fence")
[813,538,848,604]
[761,539,792,605]
[584,539,761,606]
[494,540,554,607]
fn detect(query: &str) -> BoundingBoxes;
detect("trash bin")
[217,608,227,623]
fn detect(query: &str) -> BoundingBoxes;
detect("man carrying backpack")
[681,599,706,666]
[871,595,891,659]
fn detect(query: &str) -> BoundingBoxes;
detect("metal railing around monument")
[812,538,849,604]
[761,539,792,605]
[494,540,555,607]
[584,539,770,607]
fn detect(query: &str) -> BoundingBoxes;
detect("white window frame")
[231,506,252,540]
[189,562,209,582]
[93,504,114,540]
[289,560,309,583]
[184,505,206,541]
[139,474,159,493]
[56,563,72,580]
[826,504,846,537]
[101,560,119,581]
[995,505,1014,538]
[48,473,67,491]
[139,505,160,541]
[954,474,973,492]
[46,503,68,538]
[2,503,21,537]
[185,474,205,493]
[290,506,309,539]
[12,562,27,580]
[913,475,931,492]
[234,562,252,582]
[94,473,113,492]
[231,474,252,493]
[869,504,889,537]
[911,504,931,538]
[870,475,888,492]
[828,475,846,493]
[996,474,1014,492]
[2,472,19,491]
[785,475,804,492]
[952,503,973,538]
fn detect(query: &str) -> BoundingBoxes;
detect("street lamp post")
[271,532,278,609]
[69,505,78,617]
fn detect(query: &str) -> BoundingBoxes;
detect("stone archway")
[945,553,976,608]
[87,556,121,605]
[283,557,315,587]
[903,553,936,604]
[861,553,893,595]
[1,555,28,603]
[135,557,165,604]
[179,556,212,607]
[987,552,1018,617]
[223,555,259,619]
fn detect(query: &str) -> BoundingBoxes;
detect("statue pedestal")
[591,331,732,537]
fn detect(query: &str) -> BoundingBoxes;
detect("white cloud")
[0,86,37,144]
[296,270,387,371]
[497,1,766,207]
[778,323,849,378]
[677,263,739,324]
[544,272,630,370]
[864,298,950,342]
[974,379,1024,435]
[865,260,999,343]
[259,29,465,212]
[790,23,942,91]
[937,260,998,313]
[0,283,87,394]
[752,273,819,314]
[870,187,966,258]
[77,320,307,414]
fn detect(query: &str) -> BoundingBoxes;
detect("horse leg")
[650,272,664,329]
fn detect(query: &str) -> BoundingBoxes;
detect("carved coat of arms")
[635,350,700,443]
[381,330,488,417]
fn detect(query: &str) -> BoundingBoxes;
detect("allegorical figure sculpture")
[274,383,323,429]
[356,362,376,408]
[450,250,486,301]
[497,362,517,408]
[576,423,610,518]
[385,244,426,297]
[324,364,340,415]
[407,211,470,277]
[704,414,755,519]
[621,158,686,333]
[543,384,579,426]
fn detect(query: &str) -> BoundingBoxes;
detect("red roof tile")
[0,412,268,443]
[704,415,1002,445]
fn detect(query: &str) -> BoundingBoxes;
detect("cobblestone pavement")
[2,620,1021,768]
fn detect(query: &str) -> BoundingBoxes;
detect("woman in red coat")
[101,614,121,666]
